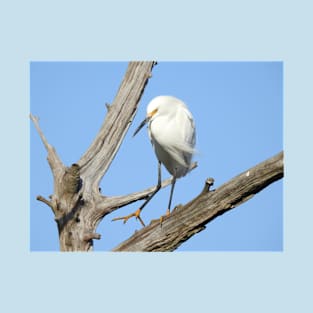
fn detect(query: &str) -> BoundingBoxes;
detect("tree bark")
[112,151,283,252]
[31,61,156,251]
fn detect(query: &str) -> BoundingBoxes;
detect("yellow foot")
[159,209,171,226]
[149,209,171,226]
[112,208,145,227]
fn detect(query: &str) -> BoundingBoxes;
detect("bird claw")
[112,209,146,227]
[149,209,171,226]
[159,209,171,226]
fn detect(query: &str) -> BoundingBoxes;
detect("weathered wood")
[78,62,156,194]
[112,151,283,252]
[31,61,156,251]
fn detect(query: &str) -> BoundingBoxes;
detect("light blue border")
[1,1,312,312]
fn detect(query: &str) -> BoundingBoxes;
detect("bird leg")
[159,177,176,225]
[112,162,162,227]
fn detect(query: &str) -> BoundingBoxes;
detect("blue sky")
[30,61,283,251]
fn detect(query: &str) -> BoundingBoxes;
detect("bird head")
[133,96,182,137]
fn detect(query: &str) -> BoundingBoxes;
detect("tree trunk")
[31,61,156,251]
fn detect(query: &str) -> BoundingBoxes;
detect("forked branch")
[31,62,157,251]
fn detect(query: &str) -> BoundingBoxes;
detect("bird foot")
[149,209,171,226]
[112,208,146,227]
[159,209,171,226]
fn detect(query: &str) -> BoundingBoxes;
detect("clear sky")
[30,61,283,251]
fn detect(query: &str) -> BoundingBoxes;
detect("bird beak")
[133,117,149,137]
[133,108,158,137]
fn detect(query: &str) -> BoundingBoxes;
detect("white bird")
[113,95,196,227]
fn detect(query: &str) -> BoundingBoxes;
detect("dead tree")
[30,61,284,251]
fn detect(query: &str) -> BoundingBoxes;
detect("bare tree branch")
[36,195,54,211]
[78,61,156,192]
[112,151,283,252]
[29,113,64,175]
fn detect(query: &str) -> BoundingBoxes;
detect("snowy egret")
[113,95,196,227]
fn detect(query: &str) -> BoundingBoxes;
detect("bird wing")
[175,106,196,151]
[165,107,196,168]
